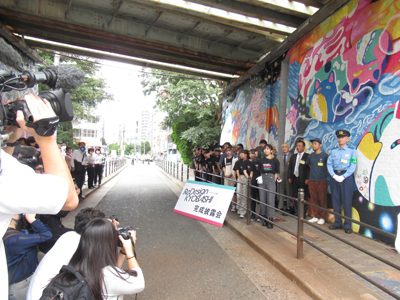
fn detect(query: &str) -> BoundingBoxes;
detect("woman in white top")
[93,149,104,187]
[87,148,96,189]
[46,218,144,299]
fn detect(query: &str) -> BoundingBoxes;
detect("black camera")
[4,89,73,128]
[117,226,134,247]
[17,156,38,170]
[0,65,84,136]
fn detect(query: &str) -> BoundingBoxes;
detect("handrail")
[156,161,400,299]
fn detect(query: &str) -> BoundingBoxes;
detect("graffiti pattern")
[221,0,400,244]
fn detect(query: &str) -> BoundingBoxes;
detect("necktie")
[284,154,287,165]
[294,153,302,177]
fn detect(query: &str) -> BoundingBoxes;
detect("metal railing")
[102,158,127,178]
[156,161,400,299]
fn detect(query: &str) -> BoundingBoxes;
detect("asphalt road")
[95,164,310,300]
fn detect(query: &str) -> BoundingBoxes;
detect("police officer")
[327,130,357,234]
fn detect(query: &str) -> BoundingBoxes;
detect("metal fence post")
[176,163,179,179]
[297,188,304,259]
[181,163,183,181]
[187,165,189,181]
[246,176,251,225]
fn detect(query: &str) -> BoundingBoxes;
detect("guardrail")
[103,158,127,178]
[156,160,400,299]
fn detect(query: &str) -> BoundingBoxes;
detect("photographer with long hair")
[46,218,144,299]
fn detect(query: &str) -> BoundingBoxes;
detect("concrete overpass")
[0,0,348,83]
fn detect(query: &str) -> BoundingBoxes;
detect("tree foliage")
[124,143,136,155]
[170,122,193,164]
[37,50,113,146]
[140,69,225,152]
[108,143,121,155]
[140,141,151,154]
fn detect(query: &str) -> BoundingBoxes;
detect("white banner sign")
[174,180,236,227]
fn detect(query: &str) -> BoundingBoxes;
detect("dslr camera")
[109,215,134,247]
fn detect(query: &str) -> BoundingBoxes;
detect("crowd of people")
[1,93,144,300]
[192,130,357,234]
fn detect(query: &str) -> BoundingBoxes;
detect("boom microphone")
[19,146,38,158]
[46,65,85,90]
[0,38,24,71]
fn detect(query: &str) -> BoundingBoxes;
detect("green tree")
[37,50,113,146]
[170,122,193,164]
[124,143,136,155]
[140,141,151,154]
[108,143,121,155]
[140,69,225,153]
[101,137,107,146]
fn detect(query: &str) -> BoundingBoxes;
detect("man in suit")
[288,140,310,218]
[276,143,292,214]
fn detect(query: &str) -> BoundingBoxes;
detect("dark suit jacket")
[288,152,310,183]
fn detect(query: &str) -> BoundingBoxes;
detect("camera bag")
[40,265,93,300]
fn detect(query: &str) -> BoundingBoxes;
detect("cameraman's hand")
[25,213,36,223]
[119,232,135,255]
[16,93,57,143]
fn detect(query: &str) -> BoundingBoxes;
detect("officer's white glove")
[333,175,345,183]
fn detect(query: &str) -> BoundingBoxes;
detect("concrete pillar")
[278,58,290,153]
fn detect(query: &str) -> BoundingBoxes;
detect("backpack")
[40,265,93,300]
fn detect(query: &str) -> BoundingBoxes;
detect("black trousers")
[250,183,259,214]
[94,164,103,185]
[73,169,86,197]
[292,176,309,216]
[87,165,95,188]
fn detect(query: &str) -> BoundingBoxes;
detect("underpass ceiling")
[0,0,344,83]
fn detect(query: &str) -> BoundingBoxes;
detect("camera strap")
[25,116,59,137]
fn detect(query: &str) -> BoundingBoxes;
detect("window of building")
[82,129,97,138]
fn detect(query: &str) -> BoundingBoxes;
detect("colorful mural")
[220,0,400,245]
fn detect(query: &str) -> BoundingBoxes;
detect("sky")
[95,60,157,144]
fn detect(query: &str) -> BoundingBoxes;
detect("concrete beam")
[0,1,258,72]
[127,0,295,36]
[28,40,232,81]
[187,0,308,27]
[0,22,45,65]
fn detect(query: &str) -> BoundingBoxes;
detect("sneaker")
[308,217,319,223]
[256,218,261,222]
[231,206,236,212]
[317,218,325,225]
[251,217,255,222]
[239,214,245,218]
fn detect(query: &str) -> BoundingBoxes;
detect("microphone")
[0,38,24,71]
[19,146,38,157]
[44,65,85,90]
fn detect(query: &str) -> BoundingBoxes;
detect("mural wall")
[220,0,400,245]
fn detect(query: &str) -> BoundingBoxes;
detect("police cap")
[336,129,350,137]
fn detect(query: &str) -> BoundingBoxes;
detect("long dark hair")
[49,218,136,300]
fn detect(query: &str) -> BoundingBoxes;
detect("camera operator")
[4,213,52,300]
[27,207,108,300]
[45,218,144,299]
[1,93,79,300]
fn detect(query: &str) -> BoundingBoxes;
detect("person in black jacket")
[287,140,310,218]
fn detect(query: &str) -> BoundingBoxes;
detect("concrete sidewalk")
[159,167,400,300]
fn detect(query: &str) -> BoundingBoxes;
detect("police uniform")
[327,130,357,233]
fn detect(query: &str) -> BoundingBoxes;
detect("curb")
[223,217,323,300]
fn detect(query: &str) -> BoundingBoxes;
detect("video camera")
[0,66,84,137]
